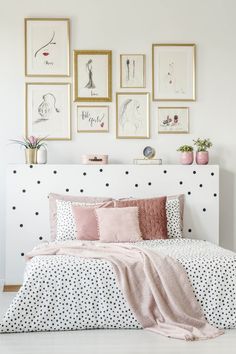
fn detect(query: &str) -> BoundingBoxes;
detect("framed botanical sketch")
[158,107,189,134]
[152,44,196,101]
[74,50,112,102]
[25,83,71,140]
[120,54,145,88]
[25,18,70,77]
[116,92,150,139]
[77,106,109,132]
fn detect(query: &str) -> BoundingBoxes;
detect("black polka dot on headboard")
[199,184,203,188]
[99,169,103,172]
[13,170,17,174]
[21,252,24,257]
[148,182,152,186]
[39,236,43,240]
[105,183,109,187]
[12,206,16,210]
[22,189,26,193]
[53,170,57,174]
[37,181,41,184]
[214,193,217,197]
[20,224,23,228]
[188,191,191,195]
[211,172,214,176]
[125,171,129,175]
[163,170,167,174]
[83,172,87,176]
[135,184,138,187]
[29,165,33,168]
[65,188,69,192]
[188,229,192,233]
[179,181,183,185]
[203,208,206,212]
[35,212,39,216]
[80,189,84,193]
[193,171,196,174]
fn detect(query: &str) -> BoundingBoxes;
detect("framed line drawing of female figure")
[116,92,150,139]
[74,50,112,102]
[120,54,146,88]
[25,18,70,77]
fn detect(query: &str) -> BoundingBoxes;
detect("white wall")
[0,0,236,280]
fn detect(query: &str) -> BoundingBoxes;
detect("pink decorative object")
[82,155,108,165]
[180,152,193,165]
[95,207,142,242]
[196,151,209,165]
[115,197,168,240]
[72,203,113,241]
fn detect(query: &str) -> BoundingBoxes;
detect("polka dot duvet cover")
[1,239,235,333]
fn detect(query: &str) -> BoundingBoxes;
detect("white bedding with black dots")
[1,239,235,333]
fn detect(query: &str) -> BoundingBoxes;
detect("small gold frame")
[77,105,109,133]
[24,18,70,77]
[116,92,150,139]
[25,82,71,141]
[158,106,189,134]
[73,50,112,102]
[152,43,196,101]
[120,54,146,88]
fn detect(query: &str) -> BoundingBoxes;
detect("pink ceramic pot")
[180,152,194,165]
[196,151,209,165]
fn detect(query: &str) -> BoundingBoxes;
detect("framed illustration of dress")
[152,44,196,101]
[25,83,71,140]
[116,92,150,139]
[25,18,70,77]
[73,50,112,102]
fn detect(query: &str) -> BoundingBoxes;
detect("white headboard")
[6,164,219,284]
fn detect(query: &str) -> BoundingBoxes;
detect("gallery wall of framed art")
[23,17,198,143]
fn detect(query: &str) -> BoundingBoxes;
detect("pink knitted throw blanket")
[26,241,223,341]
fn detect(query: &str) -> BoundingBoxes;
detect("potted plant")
[193,138,212,165]
[11,136,47,164]
[177,145,194,165]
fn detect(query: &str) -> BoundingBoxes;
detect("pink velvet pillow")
[49,193,112,240]
[115,197,167,240]
[72,202,113,241]
[95,207,142,243]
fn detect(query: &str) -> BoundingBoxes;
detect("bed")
[3,164,235,336]
[1,238,235,333]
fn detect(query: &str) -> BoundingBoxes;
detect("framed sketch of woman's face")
[116,92,150,139]
[73,50,112,102]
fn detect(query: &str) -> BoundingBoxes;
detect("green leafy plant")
[10,136,47,149]
[177,145,193,152]
[193,138,212,152]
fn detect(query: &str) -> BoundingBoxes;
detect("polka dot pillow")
[166,196,183,238]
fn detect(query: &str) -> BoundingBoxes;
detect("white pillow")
[166,197,183,238]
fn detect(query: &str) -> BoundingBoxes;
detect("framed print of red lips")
[25,18,70,77]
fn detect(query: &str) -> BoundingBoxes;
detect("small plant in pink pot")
[177,145,194,165]
[193,138,213,165]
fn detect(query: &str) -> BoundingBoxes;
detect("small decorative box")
[82,154,108,165]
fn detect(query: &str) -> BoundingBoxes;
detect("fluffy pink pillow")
[115,197,167,240]
[72,202,113,241]
[95,207,142,243]
[49,193,112,240]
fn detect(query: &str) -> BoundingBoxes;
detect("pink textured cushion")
[95,207,143,243]
[49,193,112,240]
[115,197,167,240]
[72,202,113,241]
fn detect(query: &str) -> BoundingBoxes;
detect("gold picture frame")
[116,92,150,139]
[25,82,71,140]
[25,18,70,77]
[74,50,112,102]
[120,54,146,88]
[77,105,109,133]
[152,44,196,101]
[158,107,189,134]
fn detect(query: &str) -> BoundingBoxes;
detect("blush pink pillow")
[72,202,113,241]
[95,207,142,243]
[115,197,167,240]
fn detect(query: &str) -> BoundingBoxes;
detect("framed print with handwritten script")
[74,50,112,102]
[25,18,70,77]
[152,44,195,101]
[77,106,109,132]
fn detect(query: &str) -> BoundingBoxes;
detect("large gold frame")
[25,82,71,141]
[73,50,112,102]
[152,44,196,101]
[116,92,150,139]
[158,106,189,134]
[77,105,109,133]
[120,54,146,88]
[25,18,70,77]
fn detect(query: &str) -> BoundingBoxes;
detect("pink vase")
[196,151,209,165]
[180,152,193,165]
